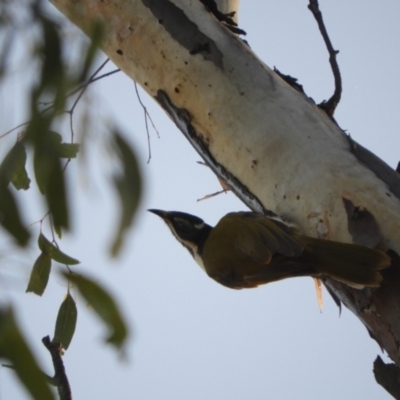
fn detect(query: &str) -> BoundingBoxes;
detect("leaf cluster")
[0,2,142,398]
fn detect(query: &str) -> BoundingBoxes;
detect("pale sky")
[1,1,400,399]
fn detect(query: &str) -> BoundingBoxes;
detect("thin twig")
[67,68,121,100]
[39,68,120,107]
[68,58,111,142]
[69,58,111,115]
[42,336,72,400]
[0,121,30,139]
[197,189,229,201]
[308,0,342,116]
[0,60,119,140]
[134,81,160,163]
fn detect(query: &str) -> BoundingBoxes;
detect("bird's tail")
[300,236,391,288]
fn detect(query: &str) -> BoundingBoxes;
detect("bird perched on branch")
[149,210,390,289]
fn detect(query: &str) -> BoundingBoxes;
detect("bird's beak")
[148,209,167,219]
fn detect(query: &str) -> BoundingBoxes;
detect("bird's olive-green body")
[149,210,391,289]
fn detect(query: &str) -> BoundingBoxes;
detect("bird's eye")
[175,219,186,228]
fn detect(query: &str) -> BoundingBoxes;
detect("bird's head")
[148,209,212,268]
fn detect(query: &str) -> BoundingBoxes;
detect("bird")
[148,210,391,290]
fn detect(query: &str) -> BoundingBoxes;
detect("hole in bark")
[117,49,123,55]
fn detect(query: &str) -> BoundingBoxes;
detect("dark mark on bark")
[190,43,210,55]
[342,198,383,248]
[347,135,400,200]
[273,67,305,94]
[155,89,274,217]
[198,0,246,35]
[142,0,223,69]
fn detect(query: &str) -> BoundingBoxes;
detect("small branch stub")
[374,356,400,399]
[42,336,72,400]
[308,0,342,116]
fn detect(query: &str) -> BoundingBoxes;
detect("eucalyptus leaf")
[0,185,30,246]
[58,143,80,158]
[33,131,69,229]
[38,234,80,265]
[33,132,57,195]
[110,131,142,256]
[0,142,30,190]
[63,272,128,349]
[26,252,52,296]
[54,223,62,239]
[78,20,104,82]
[39,17,65,112]
[53,293,77,350]
[0,307,54,400]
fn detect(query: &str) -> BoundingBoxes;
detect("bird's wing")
[234,221,276,264]
[219,213,302,265]
[236,212,304,258]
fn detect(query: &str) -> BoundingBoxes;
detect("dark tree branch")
[42,336,72,400]
[374,356,400,399]
[308,0,342,116]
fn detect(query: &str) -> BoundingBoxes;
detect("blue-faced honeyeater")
[149,210,391,289]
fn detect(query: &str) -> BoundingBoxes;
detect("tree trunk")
[51,0,400,371]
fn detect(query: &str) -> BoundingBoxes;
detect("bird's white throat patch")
[179,238,206,272]
[166,223,206,271]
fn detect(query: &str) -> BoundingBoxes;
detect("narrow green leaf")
[78,20,104,82]
[110,131,142,256]
[53,293,77,350]
[37,131,79,159]
[47,156,68,229]
[26,252,52,296]
[33,134,54,195]
[24,106,52,145]
[63,273,128,349]
[38,234,80,265]
[0,307,55,400]
[48,130,62,144]
[0,142,30,190]
[33,132,69,229]
[41,18,62,87]
[54,223,62,239]
[0,185,30,246]
[58,143,80,158]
